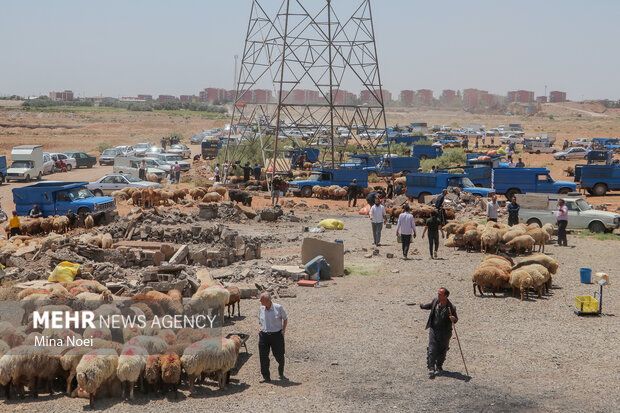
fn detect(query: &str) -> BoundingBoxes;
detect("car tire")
[527,218,542,228]
[505,189,521,201]
[37,172,42,180]
[25,175,31,182]
[536,150,541,154]
[301,186,313,198]
[588,221,605,233]
[418,192,430,203]
[87,164,93,168]
[558,188,571,195]
[66,164,72,171]
[559,156,566,160]
[93,190,103,197]
[592,183,607,196]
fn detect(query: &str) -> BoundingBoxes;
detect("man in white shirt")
[258,292,288,383]
[369,196,386,246]
[507,157,516,168]
[395,204,416,259]
[486,194,499,222]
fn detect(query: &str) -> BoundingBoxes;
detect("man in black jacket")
[419,287,458,375]
[347,179,359,207]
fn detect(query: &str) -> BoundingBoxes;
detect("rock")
[169,244,189,265]
[372,249,379,256]
[277,287,296,298]
[160,244,175,260]
[386,253,394,259]
[234,282,260,299]
[331,361,339,366]
[259,206,283,222]
[364,253,373,258]
[318,204,329,209]
[391,269,400,273]
[392,195,408,206]
[234,204,257,219]
[13,245,37,259]
[271,265,306,281]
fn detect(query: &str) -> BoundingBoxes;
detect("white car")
[115,145,135,157]
[42,152,55,175]
[87,173,160,196]
[50,153,77,170]
[149,153,190,171]
[553,147,589,160]
[134,142,155,155]
[499,134,524,144]
[168,144,191,159]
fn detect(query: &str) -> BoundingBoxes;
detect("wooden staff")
[449,306,469,376]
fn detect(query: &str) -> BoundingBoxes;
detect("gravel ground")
[1,213,618,412]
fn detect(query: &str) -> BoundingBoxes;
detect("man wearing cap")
[258,292,288,383]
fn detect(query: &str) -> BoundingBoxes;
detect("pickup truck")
[518,193,620,233]
[13,181,116,219]
[289,169,368,198]
[364,156,420,177]
[411,144,443,160]
[338,154,382,170]
[592,138,620,152]
[0,156,6,184]
[523,138,558,154]
[574,164,620,196]
[492,167,576,200]
[406,172,495,203]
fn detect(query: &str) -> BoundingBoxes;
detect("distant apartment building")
[549,91,567,103]
[536,96,548,103]
[360,89,391,104]
[158,95,176,102]
[463,88,481,108]
[507,90,535,103]
[416,89,433,106]
[137,94,153,101]
[49,90,74,101]
[200,88,227,104]
[253,89,272,104]
[332,89,356,105]
[400,90,415,105]
[440,89,457,105]
[180,95,198,103]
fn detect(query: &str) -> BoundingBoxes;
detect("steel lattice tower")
[224,0,389,174]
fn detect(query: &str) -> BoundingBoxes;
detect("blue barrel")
[580,268,592,284]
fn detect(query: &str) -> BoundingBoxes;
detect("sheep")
[131,190,142,206]
[0,340,10,357]
[210,186,227,197]
[472,265,510,296]
[146,173,159,183]
[190,187,206,200]
[526,228,551,253]
[480,228,500,254]
[160,352,181,398]
[506,235,535,255]
[444,234,464,249]
[117,345,148,399]
[144,290,183,315]
[202,192,222,203]
[111,190,129,201]
[542,223,554,238]
[126,335,168,355]
[175,328,210,345]
[52,215,70,233]
[76,348,119,408]
[91,338,124,355]
[180,337,238,392]
[101,233,113,249]
[154,329,176,346]
[510,270,533,300]
[443,222,459,235]
[502,229,523,243]
[144,355,161,393]
[172,188,188,203]
[0,345,47,398]
[40,217,54,233]
[61,347,91,395]
[513,254,559,275]
[481,253,514,266]
[185,286,230,326]
[226,286,241,319]
[516,264,550,297]
[83,214,94,229]
[481,257,512,274]
[464,229,482,252]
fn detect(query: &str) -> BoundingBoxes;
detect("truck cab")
[201,139,221,159]
[364,156,420,177]
[289,169,368,198]
[338,154,381,170]
[12,181,116,218]
[492,167,576,200]
[6,145,44,182]
[411,144,443,160]
[406,173,495,203]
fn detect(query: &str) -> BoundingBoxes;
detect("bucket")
[580,268,592,284]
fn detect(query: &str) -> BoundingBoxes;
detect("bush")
[96,142,113,153]
[420,149,466,171]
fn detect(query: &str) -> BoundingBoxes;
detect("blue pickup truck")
[411,145,443,160]
[338,154,382,170]
[381,135,429,146]
[364,156,420,177]
[593,138,620,151]
[406,173,495,202]
[492,168,576,200]
[0,156,6,184]
[13,181,117,218]
[289,169,367,198]
[574,164,620,196]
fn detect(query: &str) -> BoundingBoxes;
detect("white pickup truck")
[518,193,620,233]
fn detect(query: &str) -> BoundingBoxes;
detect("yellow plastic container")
[574,295,599,314]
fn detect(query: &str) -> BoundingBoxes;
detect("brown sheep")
[211,186,227,197]
[146,173,159,183]
[144,355,161,393]
[40,217,54,234]
[131,191,142,207]
[172,188,188,203]
[101,233,113,249]
[202,192,222,203]
[506,235,535,255]
[53,215,70,233]
[225,286,241,318]
[160,353,181,399]
[525,228,550,253]
[472,265,510,296]
[84,215,95,229]
[190,188,206,200]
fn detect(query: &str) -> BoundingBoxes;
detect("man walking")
[138,160,147,181]
[258,292,288,383]
[486,194,499,223]
[422,209,445,259]
[556,198,568,246]
[347,179,359,207]
[435,189,447,226]
[507,196,520,226]
[214,164,220,183]
[395,204,416,259]
[419,287,458,375]
[369,196,386,247]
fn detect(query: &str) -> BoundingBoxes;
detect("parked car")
[87,173,160,196]
[99,148,121,165]
[64,152,97,168]
[554,147,589,161]
[144,146,165,157]
[569,138,592,148]
[115,145,135,157]
[168,144,191,159]
[499,134,524,144]
[190,133,209,144]
[42,152,55,175]
[50,153,77,170]
[148,153,190,171]
[113,157,167,180]
[406,173,495,203]
[134,142,155,155]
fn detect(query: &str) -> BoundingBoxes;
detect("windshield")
[102,149,117,155]
[135,143,150,149]
[460,177,475,188]
[167,155,183,161]
[171,145,184,150]
[575,199,591,211]
[68,187,94,200]
[10,161,33,168]
[123,174,141,182]
[307,172,321,181]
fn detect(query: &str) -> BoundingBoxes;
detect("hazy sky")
[1,0,617,100]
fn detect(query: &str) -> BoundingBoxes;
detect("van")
[113,157,166,180]
[6,145,44,182]
[405,173,495,203]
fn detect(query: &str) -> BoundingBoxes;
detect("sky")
[0,0,618,100]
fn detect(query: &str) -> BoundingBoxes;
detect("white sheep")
[516,264,550,297]
[542,223,554,238]
[480,228,500,254]
[506,234,535,255]
[126,335,168,355]
[509,270,533,301]
[84,325,113,341]
[117,345,148,399]
[463,229,482,252]
[0,340,9,357]
[180,337,238,392]
[0,345,47,398]
[185,286,230,326]
[76,348,119,408]
[61,347,91,395]
[526,228,551,253]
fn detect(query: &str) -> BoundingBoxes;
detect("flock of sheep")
[472,253,559,300]
[444,221,554,255]
[110,185,255,208]
[0,278,243,407]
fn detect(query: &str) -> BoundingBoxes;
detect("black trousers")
[508,216,519,226]
[401,234,411,256]
[557,220,568,246]
[259,331,285,379]
[427,328,451,369]
[348,193,357,207]
[9,227,21,238]
[428,232,439,257]
[487,217,497,223]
